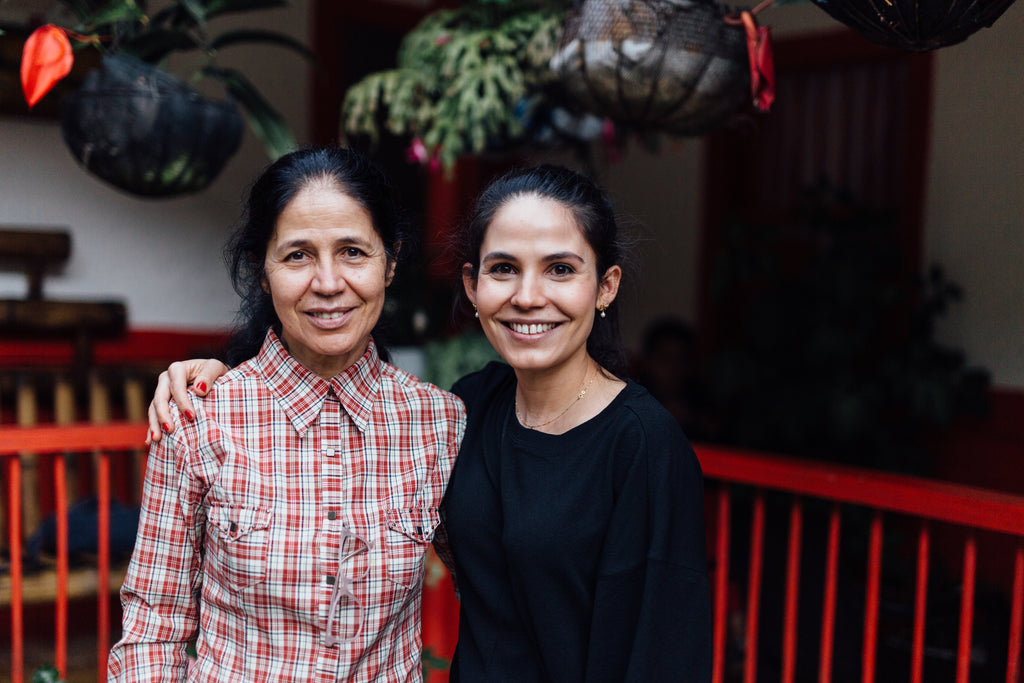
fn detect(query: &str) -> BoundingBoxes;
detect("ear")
[597,265,622,309]
[385,242,401,286]
[461,263,478,307]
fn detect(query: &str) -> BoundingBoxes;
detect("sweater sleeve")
[584,415,712,683]
[107,413,206,682]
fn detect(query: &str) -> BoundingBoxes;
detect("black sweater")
[443,362,711,683]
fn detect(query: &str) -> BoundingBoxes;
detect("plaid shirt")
[108,330,465,682]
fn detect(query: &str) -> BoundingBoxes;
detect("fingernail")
[163,422,172,432]
[196,381,207,393]
[185,410,195,421]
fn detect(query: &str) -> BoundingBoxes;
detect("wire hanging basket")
[808,0,1017,51]
[60,56,244,198]
[550,0,751,136]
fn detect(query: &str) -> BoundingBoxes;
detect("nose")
[311,259,346,296]
[510,272,544,309]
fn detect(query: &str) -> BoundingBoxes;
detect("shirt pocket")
[207,504,272,591]
[383,507,439,589]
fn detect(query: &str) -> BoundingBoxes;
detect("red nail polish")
[163,422,172,432]
[185,410,196,421]
[196,381,207,393]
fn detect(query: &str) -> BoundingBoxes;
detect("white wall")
[0,0,311,331]
[2,0,1021,389]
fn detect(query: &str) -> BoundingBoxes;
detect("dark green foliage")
[705,181,990,474]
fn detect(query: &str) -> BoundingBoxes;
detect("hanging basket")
[60,56,244,198]
[550,0,751,136]
[809,0,1018,51]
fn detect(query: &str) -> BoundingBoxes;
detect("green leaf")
[82,3,148,29]
[208,29,313,61]
[202,0,288,20]
[204,66,295,160]
[120,28,200,62]
[178,0,208,26]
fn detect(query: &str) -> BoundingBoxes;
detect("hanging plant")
[549,0,775,137]
[342,0,604,173]
[20,0,312,197]
[807,0,1018,51]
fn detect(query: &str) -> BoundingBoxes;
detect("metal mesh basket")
[60,56,243,198]
[809,0,1018,51]
[550,0,750,135]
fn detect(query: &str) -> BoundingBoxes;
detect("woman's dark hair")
[454,164,629,377]
[224,145,404,365]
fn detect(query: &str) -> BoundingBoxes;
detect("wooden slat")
[0,300,126,336]
[16,377,40,537]
[0,227,71,263]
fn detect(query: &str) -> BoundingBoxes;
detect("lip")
[502,320,561,337]
[304,307,354,330]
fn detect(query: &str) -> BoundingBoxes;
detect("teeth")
[310,311,345,320]
[511,322,556,335]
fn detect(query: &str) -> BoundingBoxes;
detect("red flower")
[21,25,74,108]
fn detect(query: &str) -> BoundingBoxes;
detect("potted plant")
[342,0,608,173]
[20,0,310,197]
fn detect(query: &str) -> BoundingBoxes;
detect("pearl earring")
[598,305,607,318]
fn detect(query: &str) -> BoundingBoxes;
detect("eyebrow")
[276,234,374,251]
[480,250,585,263]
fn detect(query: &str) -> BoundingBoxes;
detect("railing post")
[1008,544,1023,683]
[957,534,977,683]
[862,510,883,683]
[911,522,930,683]
[713,485,731,683]
[819,503,841,683]
[7,455,24,683]
[782,497,803,683]
[745,492,766,683]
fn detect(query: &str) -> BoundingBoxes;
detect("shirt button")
[327,510,337,520]
[230,522,237,533]
[324,447,336,457]
[325,575,336,585]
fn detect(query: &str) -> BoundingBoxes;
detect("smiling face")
[263,182,395,378]
[463,194,620,376]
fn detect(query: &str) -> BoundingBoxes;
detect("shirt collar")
[255,329,382,437]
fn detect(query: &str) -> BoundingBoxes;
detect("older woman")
[148,164,711,682]
[109,146,465,682]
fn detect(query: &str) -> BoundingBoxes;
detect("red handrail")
[4,426,1024,682]
[697,443,1024,683]
[697,444,1024,535]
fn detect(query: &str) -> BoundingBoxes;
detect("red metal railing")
[700,444,1024,683]
[3,426,1024,682]
[2,422,145,683]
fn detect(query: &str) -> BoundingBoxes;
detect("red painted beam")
[697,445,1024,536]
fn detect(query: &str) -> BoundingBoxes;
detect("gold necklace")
[516,370,596,430]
